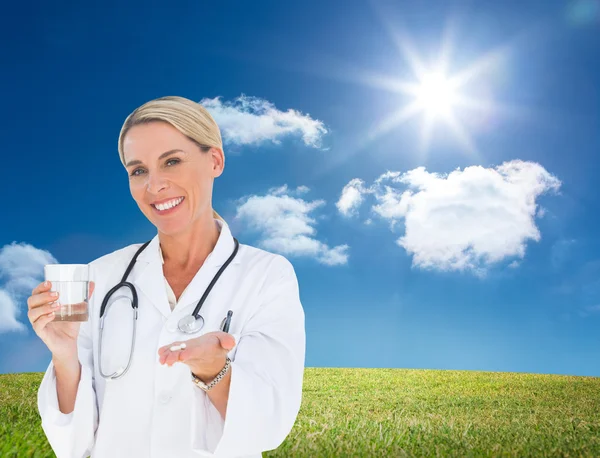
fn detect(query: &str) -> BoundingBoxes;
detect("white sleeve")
[37,304,99,458]
[190,257,306,457]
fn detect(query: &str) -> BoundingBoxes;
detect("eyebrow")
[125,149,185,168]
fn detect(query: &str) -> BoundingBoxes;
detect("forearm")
[53,354,82,415]
[192,356,232,420]
[204,369,232,419]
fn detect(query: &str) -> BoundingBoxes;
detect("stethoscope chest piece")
[178,314,204,334]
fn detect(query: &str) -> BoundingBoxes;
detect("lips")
[151,197,185,215]
[151,196,184,206]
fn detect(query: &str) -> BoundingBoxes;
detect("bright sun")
[357,28,504,157]
[413,71,458,119]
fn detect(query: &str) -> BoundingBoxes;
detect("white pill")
[169,343,186,351]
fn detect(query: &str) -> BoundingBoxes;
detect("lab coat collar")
[134,218,241,318]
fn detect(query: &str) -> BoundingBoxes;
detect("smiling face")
[122,121,224,235]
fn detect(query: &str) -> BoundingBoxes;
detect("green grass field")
[1,368,599,457]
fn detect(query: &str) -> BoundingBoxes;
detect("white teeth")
[154,197,183,211]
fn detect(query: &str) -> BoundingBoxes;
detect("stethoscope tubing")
[97,237,238,380]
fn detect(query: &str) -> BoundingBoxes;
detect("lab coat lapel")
[134,235,171,319]
[134,219,242,319]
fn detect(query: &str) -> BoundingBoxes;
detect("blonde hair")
[118,96,225,222]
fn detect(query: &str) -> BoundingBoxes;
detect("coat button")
[158,391,172,404]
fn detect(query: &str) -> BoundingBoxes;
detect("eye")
[130,158,180,177]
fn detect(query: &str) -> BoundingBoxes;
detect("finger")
[176,347,204,365]
[177,347,192,363]
[28,302,60,323]
[159,345,180,364]
[32,309,56,333]
[158,343,170,354]
[89,281,95,298]
[158,344,173,354]
[159,348,173,364]
[158,341,184,355]
[28,281,53,310]
[27,291,59,311]
[163,343,190,366]
[163,349,181,366]
[214,332,236,351]
[31,280,52,297]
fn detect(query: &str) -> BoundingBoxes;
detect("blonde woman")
[30,96,306,457]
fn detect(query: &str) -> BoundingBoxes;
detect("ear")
[210,147,225,178]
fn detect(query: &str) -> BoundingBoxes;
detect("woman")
[30,96,306,458]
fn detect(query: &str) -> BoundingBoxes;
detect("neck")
[159,214,221,271]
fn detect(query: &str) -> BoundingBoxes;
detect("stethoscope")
[98,236,239,380]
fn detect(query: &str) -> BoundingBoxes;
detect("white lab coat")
[37,219,306,458]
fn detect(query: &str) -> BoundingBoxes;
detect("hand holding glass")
[44,264,90,322]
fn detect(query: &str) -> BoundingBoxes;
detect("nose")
[145,171,170,194]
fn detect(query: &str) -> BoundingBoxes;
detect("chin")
[155,220,190,235]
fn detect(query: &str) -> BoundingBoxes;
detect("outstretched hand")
[158,331,236,380]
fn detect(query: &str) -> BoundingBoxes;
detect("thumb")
[215,332,236,351]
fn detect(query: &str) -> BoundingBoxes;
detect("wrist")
[191,357,231,391]
[192,368,219,383]
[192,357,227,382]
[52,352,80,373]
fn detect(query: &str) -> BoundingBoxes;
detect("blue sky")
[1,0,599,377]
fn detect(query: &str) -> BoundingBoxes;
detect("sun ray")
[367,27,509,155]
[449,45,509,88]
[364,100,423,143]
[437,18,459,75]
[387,28,429,81]
[357,71,420,95]
[418,112,436,159]
[306,9,552,180]
[444,113,478,156]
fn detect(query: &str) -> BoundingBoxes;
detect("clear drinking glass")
[44,264,89,322]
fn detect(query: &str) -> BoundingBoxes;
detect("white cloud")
[235,186,349,266]
[296,185,310,195]
[337,160,561,275]
[201,94,328,149]
[266,184,311,197]
[0,242,57,333]
[336,178,370,217]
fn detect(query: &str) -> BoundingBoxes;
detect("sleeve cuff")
[190,358,295,457]
[190,359,253,457]
[38,358,99,458]
[41,360,93,428]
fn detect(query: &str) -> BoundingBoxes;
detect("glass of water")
[44,264,89,322]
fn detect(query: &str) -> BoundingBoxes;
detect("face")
[123,121,224,235]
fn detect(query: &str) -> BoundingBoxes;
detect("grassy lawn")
[1,368,599,457]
